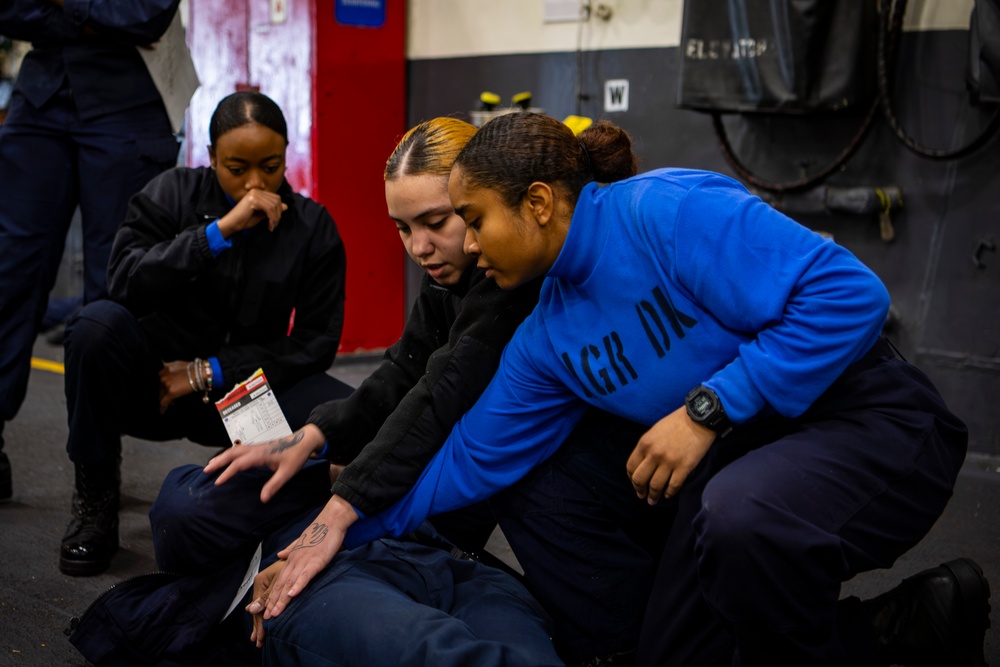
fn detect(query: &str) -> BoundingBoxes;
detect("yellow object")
[479,91,501,110]
[30,357,65,374]
[512,91,533,109]
[563,115,593,136]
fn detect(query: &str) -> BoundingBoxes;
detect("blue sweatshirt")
[345,168,890,546]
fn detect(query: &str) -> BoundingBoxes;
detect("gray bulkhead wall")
[406,30,1000,454]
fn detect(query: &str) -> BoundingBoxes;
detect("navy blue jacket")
[0,0,179,118]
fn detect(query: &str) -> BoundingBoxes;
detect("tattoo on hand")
[268,430,304,454]
[290,523,328,551]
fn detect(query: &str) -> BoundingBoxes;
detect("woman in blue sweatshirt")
[254,112,985,667]
[151,117,664,666]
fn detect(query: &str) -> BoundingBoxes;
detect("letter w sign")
[604,79,629,112]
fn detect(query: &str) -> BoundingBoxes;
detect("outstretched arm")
[329,274,544,515]
[258,330,589,620]
[205,424,327,502]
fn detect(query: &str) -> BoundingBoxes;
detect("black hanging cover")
[678,0,879,114]
[969,0,1000,103]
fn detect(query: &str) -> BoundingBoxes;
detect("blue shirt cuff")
[205,220,232,258]
[316,441,330,458]
[208,357,223,389]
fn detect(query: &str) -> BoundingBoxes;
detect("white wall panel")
[407,0,683,59]
[406,0,973,61]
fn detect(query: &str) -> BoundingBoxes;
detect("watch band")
[684,385,733,437]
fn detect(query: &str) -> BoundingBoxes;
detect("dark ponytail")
[578,121,637,185]
[454,112,638,208]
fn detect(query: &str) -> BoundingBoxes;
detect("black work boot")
[60,459,120,576]
[0,425,10,503]
[0,451,11,503]
[862,558,991,667]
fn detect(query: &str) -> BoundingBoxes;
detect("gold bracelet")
[185,362,198,392]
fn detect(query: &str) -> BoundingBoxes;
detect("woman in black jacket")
[60,91,351,577]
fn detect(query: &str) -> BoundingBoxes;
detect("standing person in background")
[59,91,350,577]
[249,111,985,667]
[0,0,182,503]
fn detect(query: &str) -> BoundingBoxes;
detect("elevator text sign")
[335,0,385,27]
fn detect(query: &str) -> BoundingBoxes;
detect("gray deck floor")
[2,336,998,665]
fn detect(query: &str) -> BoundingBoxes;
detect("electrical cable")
[709,0,1000,193]
[711,101,879,194]
[878,0,1000,160]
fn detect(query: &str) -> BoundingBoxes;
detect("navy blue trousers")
[151,468,564,667]
[492,410,676,663]
[64,300,353,465]
[151,461,335,573]
[634,339,968,666]
[0,88,178,431]
[260,538,564,667]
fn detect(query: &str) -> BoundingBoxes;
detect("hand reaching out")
[204,424,326,502]
[625,405,717,505]
[258,494,358,623]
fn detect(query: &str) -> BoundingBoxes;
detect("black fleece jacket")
[107,166,346,394]
[312,268,543,516]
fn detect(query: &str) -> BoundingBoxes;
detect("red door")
[186,0,406,352]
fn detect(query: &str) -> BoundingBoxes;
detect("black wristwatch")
[684,385,733,438]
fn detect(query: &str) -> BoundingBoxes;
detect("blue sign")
[335,0,385,27]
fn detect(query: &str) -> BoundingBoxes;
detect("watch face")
[690,392,714,418]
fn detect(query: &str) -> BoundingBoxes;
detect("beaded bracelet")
[201,359,213,404]
[202,359,213,391]
[184,358,209,403]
